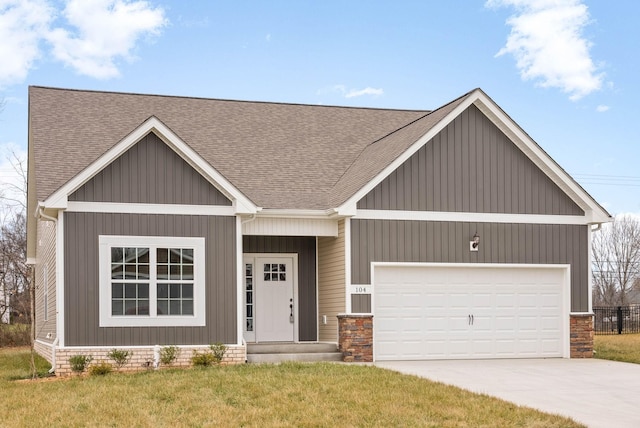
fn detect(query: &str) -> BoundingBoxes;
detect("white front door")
[244,255,296,342]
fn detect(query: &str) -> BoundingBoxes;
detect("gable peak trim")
[42,116,257,214]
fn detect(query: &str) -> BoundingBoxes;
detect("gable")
[69,132,231,206]
[357,105,584,216]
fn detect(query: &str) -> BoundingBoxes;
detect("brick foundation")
[338,314,373,362]
[41,344,246,376]
[570,314,594,358]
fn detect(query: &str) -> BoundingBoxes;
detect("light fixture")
[470,232,480,251]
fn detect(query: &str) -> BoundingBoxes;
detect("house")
[27,86,610,374]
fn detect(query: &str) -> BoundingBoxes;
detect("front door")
[244,255,296,342]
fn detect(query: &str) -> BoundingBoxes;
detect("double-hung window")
[99,236,205,327]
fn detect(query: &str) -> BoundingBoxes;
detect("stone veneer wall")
[338,314,373,362]
[50,345,246,376]
[570,314,594,358]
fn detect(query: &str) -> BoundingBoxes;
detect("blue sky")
[0,0,638,215]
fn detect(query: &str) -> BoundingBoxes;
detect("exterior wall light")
[470,232,480,251]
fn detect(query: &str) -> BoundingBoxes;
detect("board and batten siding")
[243,236,317,341]
[317,219,346,342]
[35,219,57,342]
[69,132,231,206]
[64,212,237,346]
[351,219,589,312]
[357,105,583,216]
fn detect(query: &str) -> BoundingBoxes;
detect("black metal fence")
[593,306,640,335]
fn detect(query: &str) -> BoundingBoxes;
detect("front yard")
[594,333,640,364]
[0,347,582,427]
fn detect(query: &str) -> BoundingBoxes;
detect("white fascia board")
[42,117,257,215]
[471,92,611,224]
[67,201,235,216]
[336,92,477,215]
[357,209,594,225]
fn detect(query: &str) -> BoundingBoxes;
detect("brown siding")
[35,219,57,341]
[70,132,231,206]
[243,236,317,341]
[351,219,589,312]
[64,212,237,346]
[357,105,584,216]
[317,219,346,342]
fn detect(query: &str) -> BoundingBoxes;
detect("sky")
[0,0,638,216]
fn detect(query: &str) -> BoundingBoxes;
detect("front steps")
[246,342,342,363]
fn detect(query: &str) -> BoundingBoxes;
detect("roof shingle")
[29,86,462,210]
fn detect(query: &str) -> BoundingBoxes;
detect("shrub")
[209,342,227,363]
[107,349,131,369]
[191,343,227,367]
[88,362,113,376]
[69,355,92,373]
[191,350,216,367]
[160,345,179,366]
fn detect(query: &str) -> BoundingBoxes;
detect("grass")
[0,348,583,428]
[594,333,640,364]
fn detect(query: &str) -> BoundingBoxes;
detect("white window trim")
[99,235,206,327]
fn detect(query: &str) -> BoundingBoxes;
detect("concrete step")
[246,342,342,364]
[247,352,343,364]
[247,342,338,354]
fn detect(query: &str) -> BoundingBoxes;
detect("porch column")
[337,314,373,362]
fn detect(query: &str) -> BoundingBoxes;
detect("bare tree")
[592,215,640,306]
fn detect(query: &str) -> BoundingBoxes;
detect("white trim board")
[356,209,593,225]
[67,201,235,216]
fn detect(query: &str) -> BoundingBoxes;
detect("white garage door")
[373,264,569,361]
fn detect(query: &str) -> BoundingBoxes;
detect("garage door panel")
[374,265,567,361]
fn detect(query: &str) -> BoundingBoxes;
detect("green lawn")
[0,347,583,427]
[594,333,640,364]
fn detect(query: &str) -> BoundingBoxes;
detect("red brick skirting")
[338,314,373,362]
[570,314,594,358]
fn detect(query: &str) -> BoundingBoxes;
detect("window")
[99,236,205,327]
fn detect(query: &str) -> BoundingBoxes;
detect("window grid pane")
[111,283,149,316]
[157,283,194,316]
[110,244,196,318]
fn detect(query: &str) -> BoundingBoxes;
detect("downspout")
[37,207,59,374]
[37,207,58,223]
[48,337,59,374]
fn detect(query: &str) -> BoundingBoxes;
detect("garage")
[373,264,570,361]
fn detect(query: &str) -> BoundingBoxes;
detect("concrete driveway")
[375,358,640,428]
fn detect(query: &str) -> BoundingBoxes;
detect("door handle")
[289,298,294,323]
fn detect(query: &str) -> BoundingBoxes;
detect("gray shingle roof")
[28,86,472,210]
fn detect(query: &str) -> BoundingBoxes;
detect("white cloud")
[345,87,384,98]
[0,0,167,85]
[487,0,603,100]
[0,0,54,87]
[596,105,610,112]
[46,0,167,79]
[318,84,384,99]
